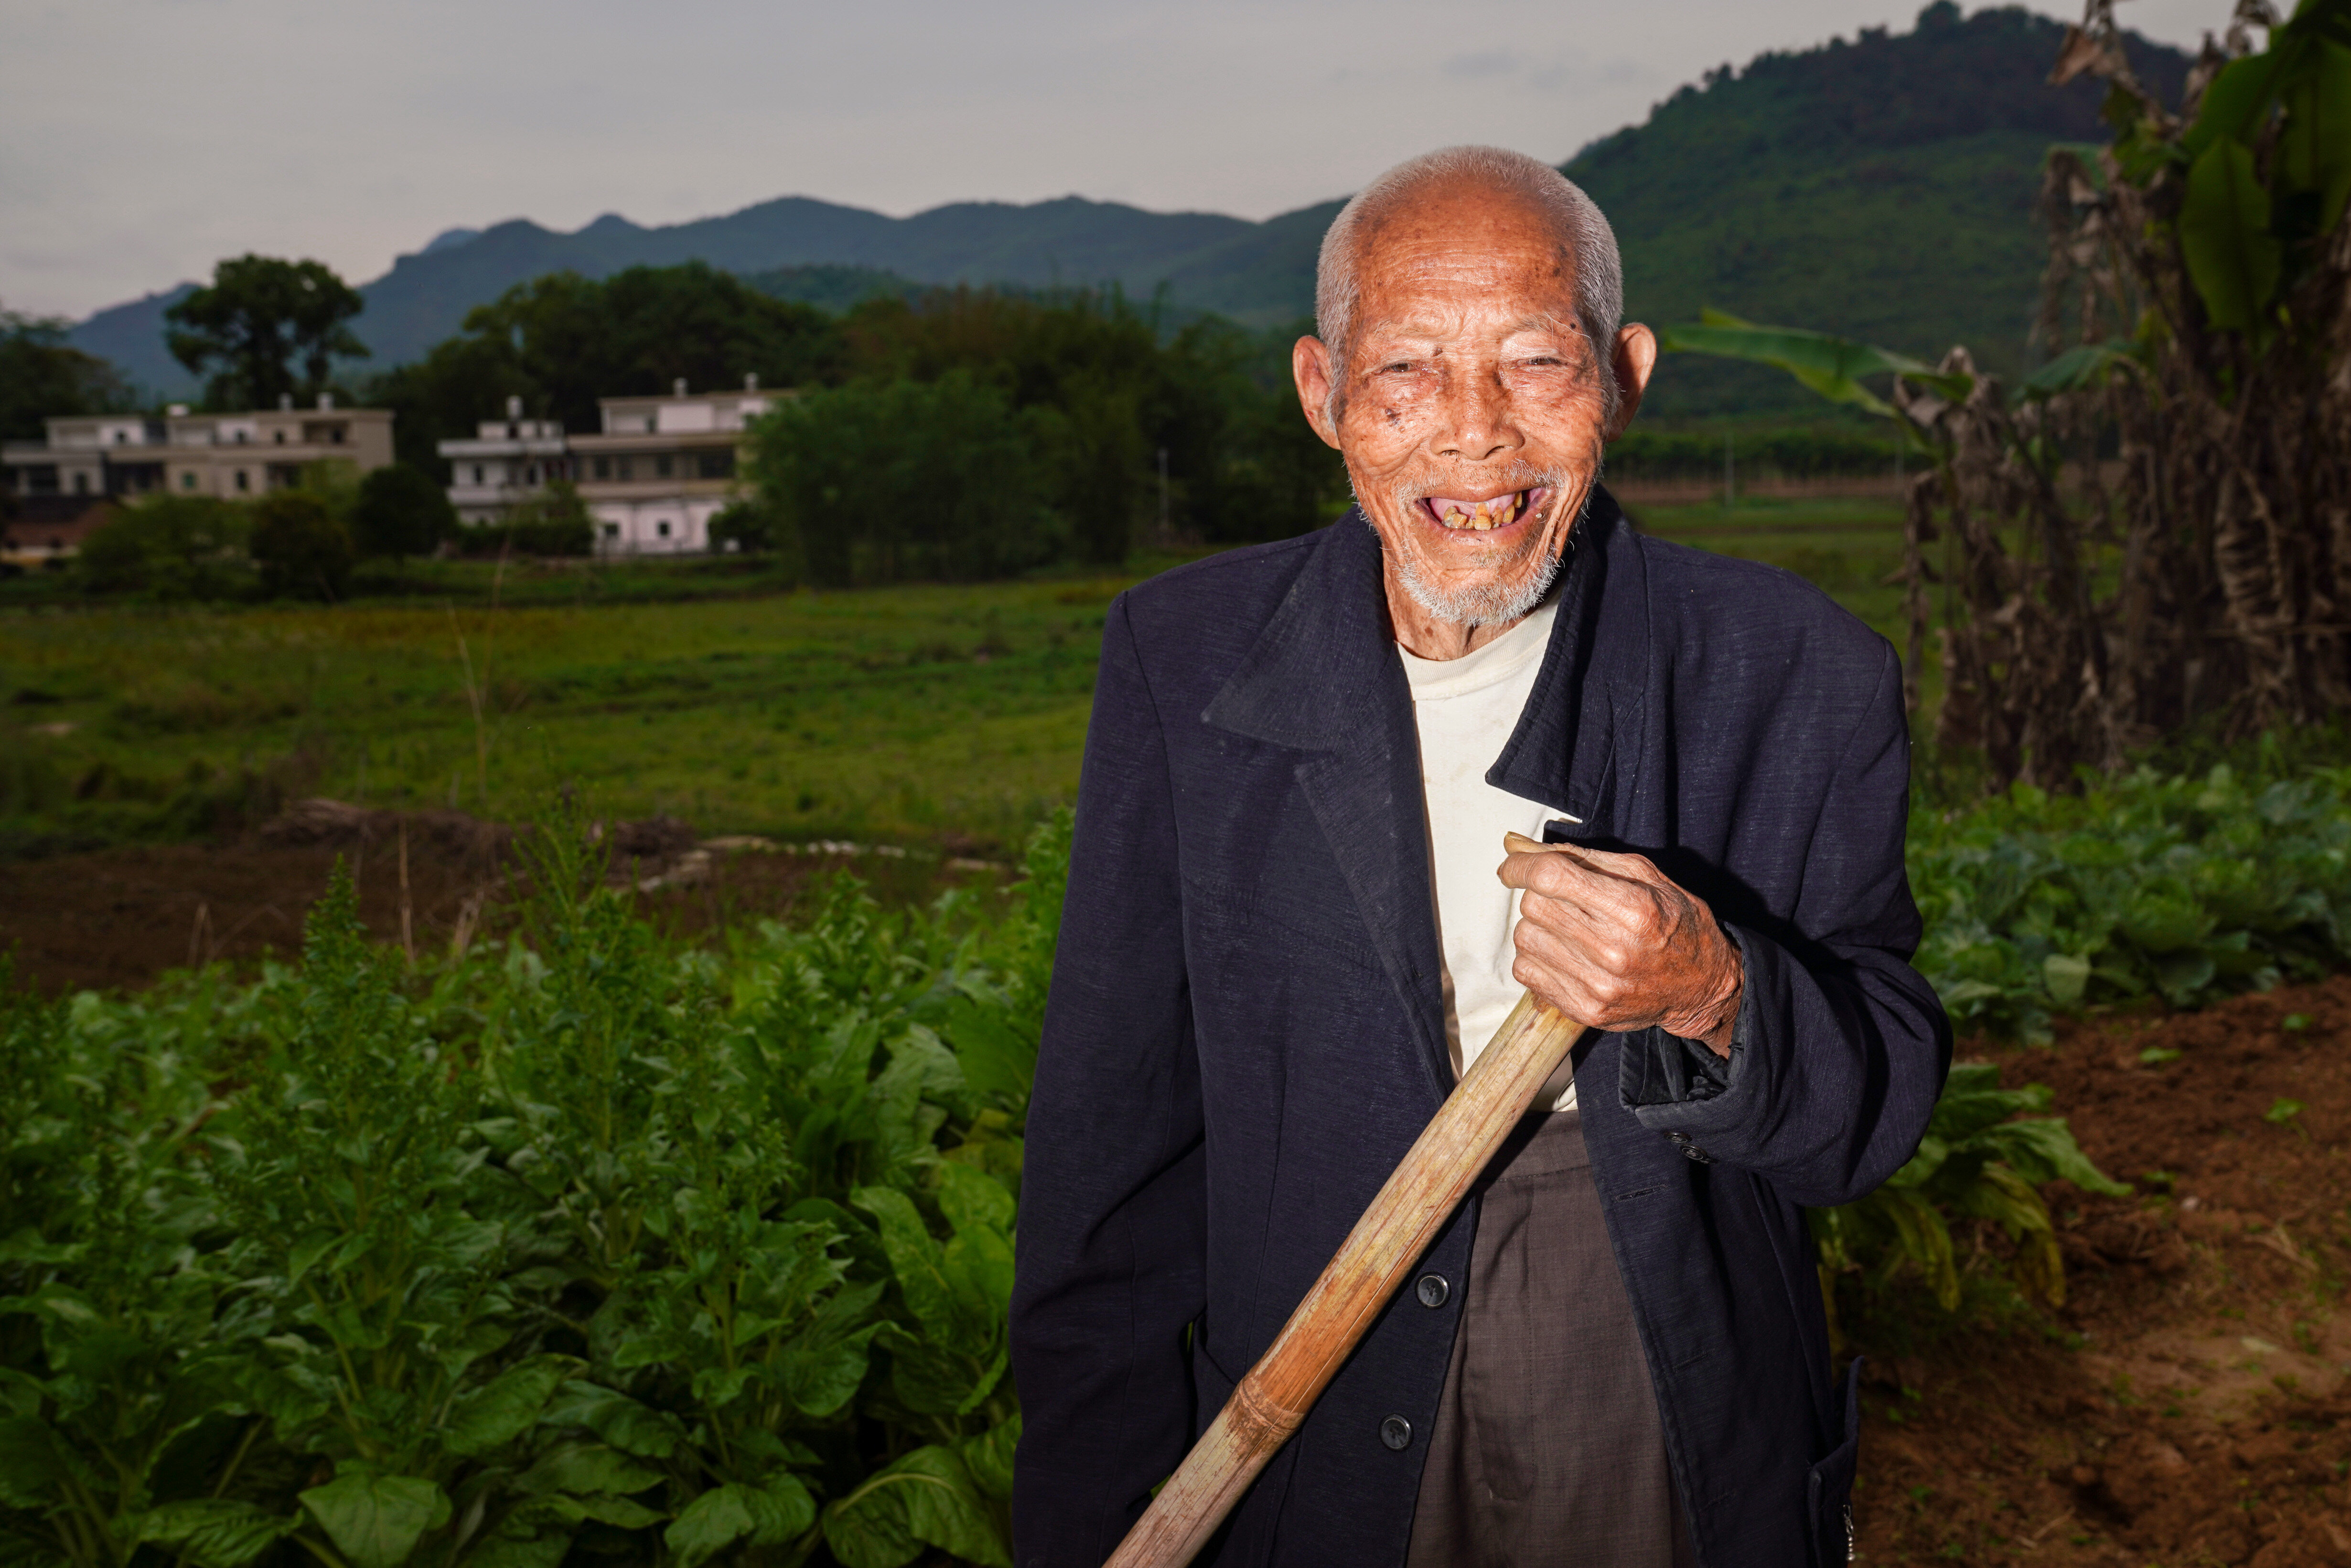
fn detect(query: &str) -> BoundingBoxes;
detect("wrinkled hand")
[1498,832,1743,1058]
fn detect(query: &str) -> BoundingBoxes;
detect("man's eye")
[1376,362,1417,375]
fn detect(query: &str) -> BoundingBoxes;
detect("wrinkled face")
[1298,187,1637,626]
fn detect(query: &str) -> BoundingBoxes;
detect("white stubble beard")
[1367,470,1595,627]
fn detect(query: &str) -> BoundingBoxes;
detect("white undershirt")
[1397,597,1578,1112]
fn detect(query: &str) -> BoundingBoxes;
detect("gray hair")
[1315,145,1623,380]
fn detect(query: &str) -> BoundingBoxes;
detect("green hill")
[1576,1,2186,415]
[66,3,2186,414]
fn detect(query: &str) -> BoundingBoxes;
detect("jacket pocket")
[1805,1358,1862,1567]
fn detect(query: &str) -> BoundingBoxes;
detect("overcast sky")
[3,0,2221,321]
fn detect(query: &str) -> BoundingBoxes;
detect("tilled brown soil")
[0,803,994,995]
[1854,976,2351,1566]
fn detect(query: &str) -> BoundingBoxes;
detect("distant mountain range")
[68,4,2187,416]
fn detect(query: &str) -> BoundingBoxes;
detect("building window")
[181,472,196,491]
[73,472,89,494]
[593,457,611,480]
[235,470,249,492]
[697,451,734,479]
[617,457,634,481]
[655,455,674,479]
[603,522,620,539]
[235,430,249,444]
[656,520,672,538]
[525,464,538,485]
[274,430,285,444]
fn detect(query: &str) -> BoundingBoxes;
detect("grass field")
[0,497,1912,857]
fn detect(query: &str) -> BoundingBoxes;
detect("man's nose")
[1432,359,1520,463]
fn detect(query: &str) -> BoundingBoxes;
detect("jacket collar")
[1202,488,1649,834]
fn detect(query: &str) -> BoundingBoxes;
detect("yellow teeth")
[1437,494,1525,532]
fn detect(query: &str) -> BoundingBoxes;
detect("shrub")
[0,812,1063,1568]
[248,491,354,600]
[1909,762,2351,1044]
[352,462,457,561]
[75,494,250,600]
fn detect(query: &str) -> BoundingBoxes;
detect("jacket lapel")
[1489,486,1652,845]
[1202,514,1451,1091]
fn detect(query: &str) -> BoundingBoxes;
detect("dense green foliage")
[0,813,1067,1568]
[247,493,354,602]
[352,466,459,564]
[0,312,135,446]
[164,256,370,413]
[73,497,251,600]
[733,288,1341,579]
[1908,761,2351,1045]
[751,374,1055,587]
[1573,4,2187,416]
[2149,0,2351,349]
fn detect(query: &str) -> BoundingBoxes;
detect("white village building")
[3,395,393,503]
[435,379,778,555]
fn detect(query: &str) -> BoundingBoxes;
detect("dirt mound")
[0,807,998,996]
[1854,975,2351,1566]
[592,813,698,864]
[259,797,515,866]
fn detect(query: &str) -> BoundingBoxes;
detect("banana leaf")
[1655,310,1972,418]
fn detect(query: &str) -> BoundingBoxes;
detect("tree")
[248,491,354,600]
[0,310,136,444]
[165,256,368,411]
[352,463,456,562]
[749,372,1054,586]
[367,262,843,468]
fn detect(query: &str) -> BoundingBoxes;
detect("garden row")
[6,757,2351,1568]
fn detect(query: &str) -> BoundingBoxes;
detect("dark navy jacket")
[1009,493,1951,1567]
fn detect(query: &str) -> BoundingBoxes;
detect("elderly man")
[1009,147,1949,1567]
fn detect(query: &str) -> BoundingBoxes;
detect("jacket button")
[1664,1130,1716,1165]
[1414,1273,1449,1308]
[1380,1415,1411,1451]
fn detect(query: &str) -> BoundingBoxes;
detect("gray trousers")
[1406,1111,1695,1567]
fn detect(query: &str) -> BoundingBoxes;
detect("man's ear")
[1292,336,1342,449]
[1605,324,1659,442]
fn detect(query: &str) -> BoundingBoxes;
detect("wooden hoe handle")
[1102,990,1588,1568]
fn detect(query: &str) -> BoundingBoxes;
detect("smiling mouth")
[1420,487,1551,532]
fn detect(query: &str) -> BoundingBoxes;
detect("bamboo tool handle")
[1102,989,1588,1568]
